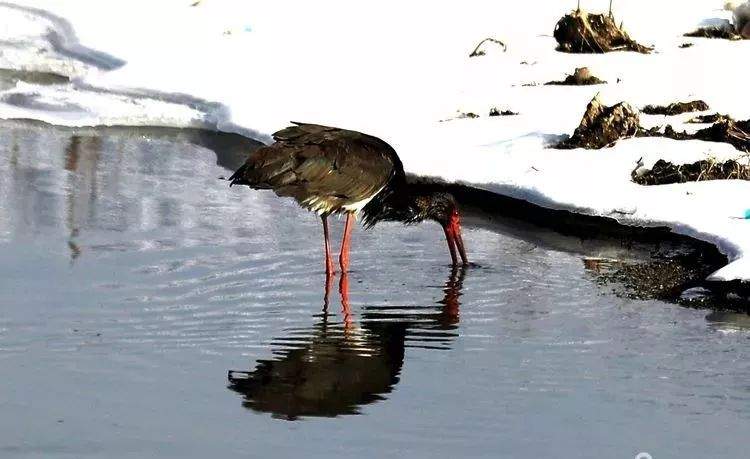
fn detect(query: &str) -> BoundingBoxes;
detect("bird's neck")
[362,183,434,226]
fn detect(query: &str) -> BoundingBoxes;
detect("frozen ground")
[0,0,748,282]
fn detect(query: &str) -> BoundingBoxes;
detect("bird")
[228,122,468,274]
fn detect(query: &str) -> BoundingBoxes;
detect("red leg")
[339,272,352,328]
[339,213,355,273]
[443,225,458,266]
[322,215,335,275]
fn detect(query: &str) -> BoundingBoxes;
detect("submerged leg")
[323,267,334,312]
[322,214,335,275]
[444,225,459,266]
[339,272,352,328]
[339,213,355,273]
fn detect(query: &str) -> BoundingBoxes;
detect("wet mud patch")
[545,67,606,86]
[642,100,710,116]
[554,10,652,53]
[587,256,750,310]
[585,253,720,303]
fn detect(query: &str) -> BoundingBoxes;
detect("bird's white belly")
[341,185,386,215]
[302,185,386,216]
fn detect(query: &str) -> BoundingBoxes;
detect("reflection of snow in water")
[0,121,276,252]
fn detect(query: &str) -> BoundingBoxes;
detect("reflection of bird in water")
[228,267,466,420]
[63,135,101,263]
[229,123,468,274]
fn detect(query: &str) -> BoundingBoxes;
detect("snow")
[0,0,749,282]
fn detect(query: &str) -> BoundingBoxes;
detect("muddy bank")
[585,255,718,303]
[554,10,652,53]
[408,174,750,309]
[407,175,748,305]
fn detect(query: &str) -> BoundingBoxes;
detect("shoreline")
[2,117,746,309]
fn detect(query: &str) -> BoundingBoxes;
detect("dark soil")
[489,107,518,116]
[638,117,750,152]
[642,100,710,116]
[679,42,694,48]
[684,26,743,40]
[632,158,750,186]
[554,10,652,53]
[545,67,606,86]
[687,113,729,124]
[555,96,639,149]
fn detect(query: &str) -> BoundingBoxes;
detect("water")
[1,120,750,459]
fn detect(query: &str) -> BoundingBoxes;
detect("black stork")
[228,122,468,273]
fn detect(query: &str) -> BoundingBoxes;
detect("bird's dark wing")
[229,123,404,214]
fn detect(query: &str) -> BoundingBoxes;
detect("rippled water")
[1,120,750,458]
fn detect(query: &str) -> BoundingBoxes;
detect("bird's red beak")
[443,210,468,266]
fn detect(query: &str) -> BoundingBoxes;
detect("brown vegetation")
[489,107,518,116]
[684,26,743,40]
[554,10,652,53]
[639,116,750,152]
[555,95,639,149]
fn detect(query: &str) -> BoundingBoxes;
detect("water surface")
[1,120,750,459]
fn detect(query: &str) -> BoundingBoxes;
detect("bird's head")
[422,192,468,266]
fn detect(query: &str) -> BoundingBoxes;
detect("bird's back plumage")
[229,123,405,217]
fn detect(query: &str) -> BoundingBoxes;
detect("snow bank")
[0,0,748,282]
